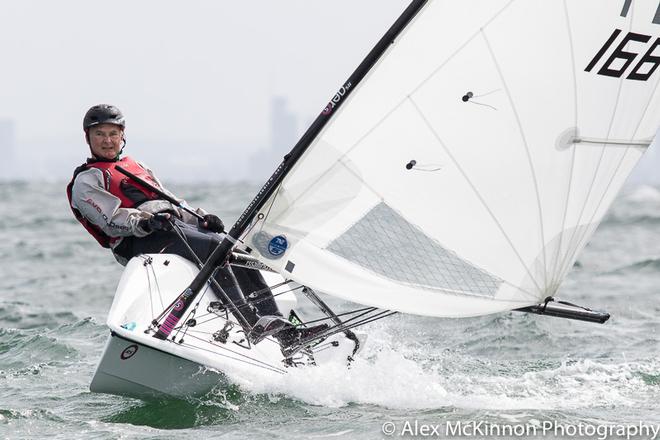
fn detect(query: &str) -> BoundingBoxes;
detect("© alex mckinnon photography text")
[381,419,660,439]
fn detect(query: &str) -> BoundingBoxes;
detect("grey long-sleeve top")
[70,161,205,249]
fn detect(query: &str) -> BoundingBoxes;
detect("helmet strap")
[117,136,127,159]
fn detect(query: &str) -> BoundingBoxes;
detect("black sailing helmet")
[83,104,125,131]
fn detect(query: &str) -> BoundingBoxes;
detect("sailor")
[67,104,322,347]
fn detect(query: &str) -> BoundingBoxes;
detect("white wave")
[444,359,643,411]
[232,324,658,411]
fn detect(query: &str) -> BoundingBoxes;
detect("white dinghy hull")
[90,332,226,398]
[91,254,357,399]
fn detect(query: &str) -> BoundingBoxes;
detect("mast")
[154,0,428,340]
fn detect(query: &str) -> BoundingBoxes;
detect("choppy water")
[1,181,659,439]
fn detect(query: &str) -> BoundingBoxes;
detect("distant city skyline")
[0,104,659,185]
[0,96,305,183]
[248,96,300,181]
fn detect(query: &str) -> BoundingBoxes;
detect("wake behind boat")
[90,0,659,399]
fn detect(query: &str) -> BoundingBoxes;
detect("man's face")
[88,123,124,160]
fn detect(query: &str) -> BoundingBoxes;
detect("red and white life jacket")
[66,156,161,248]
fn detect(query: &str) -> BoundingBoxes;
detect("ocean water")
[1,181,659,440]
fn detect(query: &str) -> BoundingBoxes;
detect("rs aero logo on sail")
[586,1,660,81]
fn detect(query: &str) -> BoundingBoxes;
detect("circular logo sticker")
[268,235,288,258]
[173,300,184,311]
[120,344,139,360]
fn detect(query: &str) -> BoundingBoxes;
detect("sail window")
[326,202,502,296]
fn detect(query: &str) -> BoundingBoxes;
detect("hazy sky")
[1,1,658,183]
[0,1,406,147]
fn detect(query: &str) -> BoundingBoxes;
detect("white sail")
[242,0,660,317]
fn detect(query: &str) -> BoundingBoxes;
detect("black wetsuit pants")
[114,219,280,326]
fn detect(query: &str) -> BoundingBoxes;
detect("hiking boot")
[249,315,293,344]
[276,323,330,349]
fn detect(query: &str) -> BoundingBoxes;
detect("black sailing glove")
[200,214,224,233]
[139,213,172,233]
